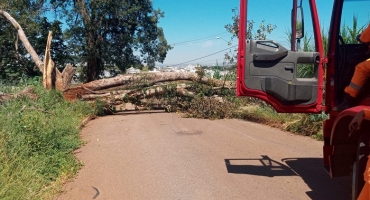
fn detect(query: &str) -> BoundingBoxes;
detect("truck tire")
[352,134,370,200]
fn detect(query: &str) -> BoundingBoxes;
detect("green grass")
[237,101,325,139]
[0,84,94,199]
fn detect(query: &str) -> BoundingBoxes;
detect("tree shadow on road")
[225,156,351,200]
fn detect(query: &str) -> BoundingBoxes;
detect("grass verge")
[238,103,325,140]
[0,85,94,200]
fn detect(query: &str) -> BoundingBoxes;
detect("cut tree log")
[62,72,233,102]
[77,84,193,102]
[79,72,219,91]
[63,72,220,100]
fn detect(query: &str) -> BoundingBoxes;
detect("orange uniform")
[345,24,370,98]
[357,109,370,200]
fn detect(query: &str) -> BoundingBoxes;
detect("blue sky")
[152,0,239,67]
[44,0,369,68]
[152,0,341,67]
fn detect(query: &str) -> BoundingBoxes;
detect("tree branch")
[0,10,44,72]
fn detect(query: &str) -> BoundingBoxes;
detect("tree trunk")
[55,64,76,91]
[62,72,226,101]
[42,31,76,91]
[76,0,100,82]
[86,56,99,82]
[76,72,218,91]
[43,31,55,89]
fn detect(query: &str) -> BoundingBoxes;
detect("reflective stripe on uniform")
[349,82,362,91]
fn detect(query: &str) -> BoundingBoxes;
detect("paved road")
[57,113,351,200]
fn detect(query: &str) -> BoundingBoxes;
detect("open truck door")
[237,0,325,113]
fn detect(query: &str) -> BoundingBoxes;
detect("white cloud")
[201,40,214,48]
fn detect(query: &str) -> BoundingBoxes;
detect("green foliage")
[223,8,276,67]
[32,18,74,69]
[0,6,72,81]
[284,114,327,137]
[93,99,110,116]
[195,66,206,80]
[0,85,94,199]
[225,8,276,40]
[52,0,172,81]
[183,96,239,120]
[340,16,364,44]
[1,1,172,82]
[238,101,326,138]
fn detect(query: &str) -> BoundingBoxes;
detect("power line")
[171,45,237,66]
[195,58,226,63]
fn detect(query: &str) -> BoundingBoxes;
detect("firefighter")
[337,24,370,111]
[350,109,370,200]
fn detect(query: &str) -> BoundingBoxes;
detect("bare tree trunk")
[62,72,226,101]
[43,31,55,89]
[1,11,76,91]
[78,72,218,91]
[0,10,44,71]
[56,64,76,91]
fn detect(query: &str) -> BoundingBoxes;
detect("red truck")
[237,0,370,199]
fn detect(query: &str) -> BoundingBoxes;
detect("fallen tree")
[1,10,236,114]
[62,71,227,99]
[63,70,236,114]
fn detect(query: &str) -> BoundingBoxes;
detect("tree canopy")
[0,0,172,82]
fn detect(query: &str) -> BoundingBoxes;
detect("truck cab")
[237,0,370,198]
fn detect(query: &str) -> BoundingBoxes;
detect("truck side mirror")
[295,6,304,39]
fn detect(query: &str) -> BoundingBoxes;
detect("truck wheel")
[352,134,369,200]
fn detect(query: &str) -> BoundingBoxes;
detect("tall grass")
[238,102,325,139]
[0,83,94,199]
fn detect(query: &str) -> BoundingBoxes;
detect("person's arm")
[349,109,370,131]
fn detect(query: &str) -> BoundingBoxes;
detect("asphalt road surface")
[57,113,352,200]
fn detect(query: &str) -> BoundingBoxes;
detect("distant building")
[163,67,174,72]
[127,67,141,74]
[184,64,196,73]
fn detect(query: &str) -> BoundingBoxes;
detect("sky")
[152,0,240,67]
[151,0,341,67]
[44,0,369,68]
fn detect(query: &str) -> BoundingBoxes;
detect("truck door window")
[241,0,322,106]
[246,0,318,79]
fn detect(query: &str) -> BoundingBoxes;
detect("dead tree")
[1,10,75,91]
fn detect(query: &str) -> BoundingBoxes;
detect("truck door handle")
[285,65,294,72]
